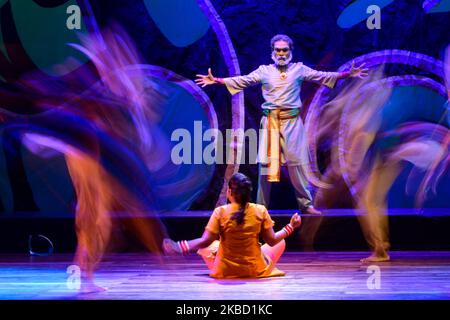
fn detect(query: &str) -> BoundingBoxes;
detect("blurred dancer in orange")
[16,25,170,292]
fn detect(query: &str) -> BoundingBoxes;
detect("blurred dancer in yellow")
[310,68,449,262]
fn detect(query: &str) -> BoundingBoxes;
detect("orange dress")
[199,203,285,279]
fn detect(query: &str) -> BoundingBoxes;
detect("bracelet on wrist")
[177,240,190,255]
[282,224,294,237]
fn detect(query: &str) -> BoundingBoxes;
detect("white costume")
[223,62,341,209]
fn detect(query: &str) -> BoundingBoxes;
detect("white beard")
[271,51,292,67]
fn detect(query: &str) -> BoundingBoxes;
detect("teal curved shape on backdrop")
[337,0,394,29]
[151,77,215,211]
[9,0,88,76]
[376,85,447,152]
[378,86,450,208]
[380,86,448,130]
[427,0,450,13]
[144,0,210,47]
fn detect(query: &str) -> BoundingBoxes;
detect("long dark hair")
[228,173,253,225]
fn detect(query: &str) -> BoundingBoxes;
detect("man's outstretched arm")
[196,67,262,95]
[303,61,369,88]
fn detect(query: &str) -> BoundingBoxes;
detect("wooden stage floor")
[1,251,450,300]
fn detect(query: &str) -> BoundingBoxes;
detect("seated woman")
[163,172,301,278]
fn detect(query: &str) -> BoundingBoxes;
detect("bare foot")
[79,279,107,294]
[304,206,322,215]
[360,254,390,263]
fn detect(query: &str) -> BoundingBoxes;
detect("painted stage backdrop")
[0,0,449,216]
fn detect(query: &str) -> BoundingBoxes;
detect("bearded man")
[196,34,368,214]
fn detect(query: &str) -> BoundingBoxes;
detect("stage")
[0,0,449,307]
[1,251,450,300]
[2,208,450,254]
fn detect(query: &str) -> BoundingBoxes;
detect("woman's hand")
[195,68,217,87]
[163,238,181,255]
[290,212,302,229]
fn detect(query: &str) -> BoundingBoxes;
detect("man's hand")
[290,213,302,229]
[349,61,369,79]
[195,68,217,87]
